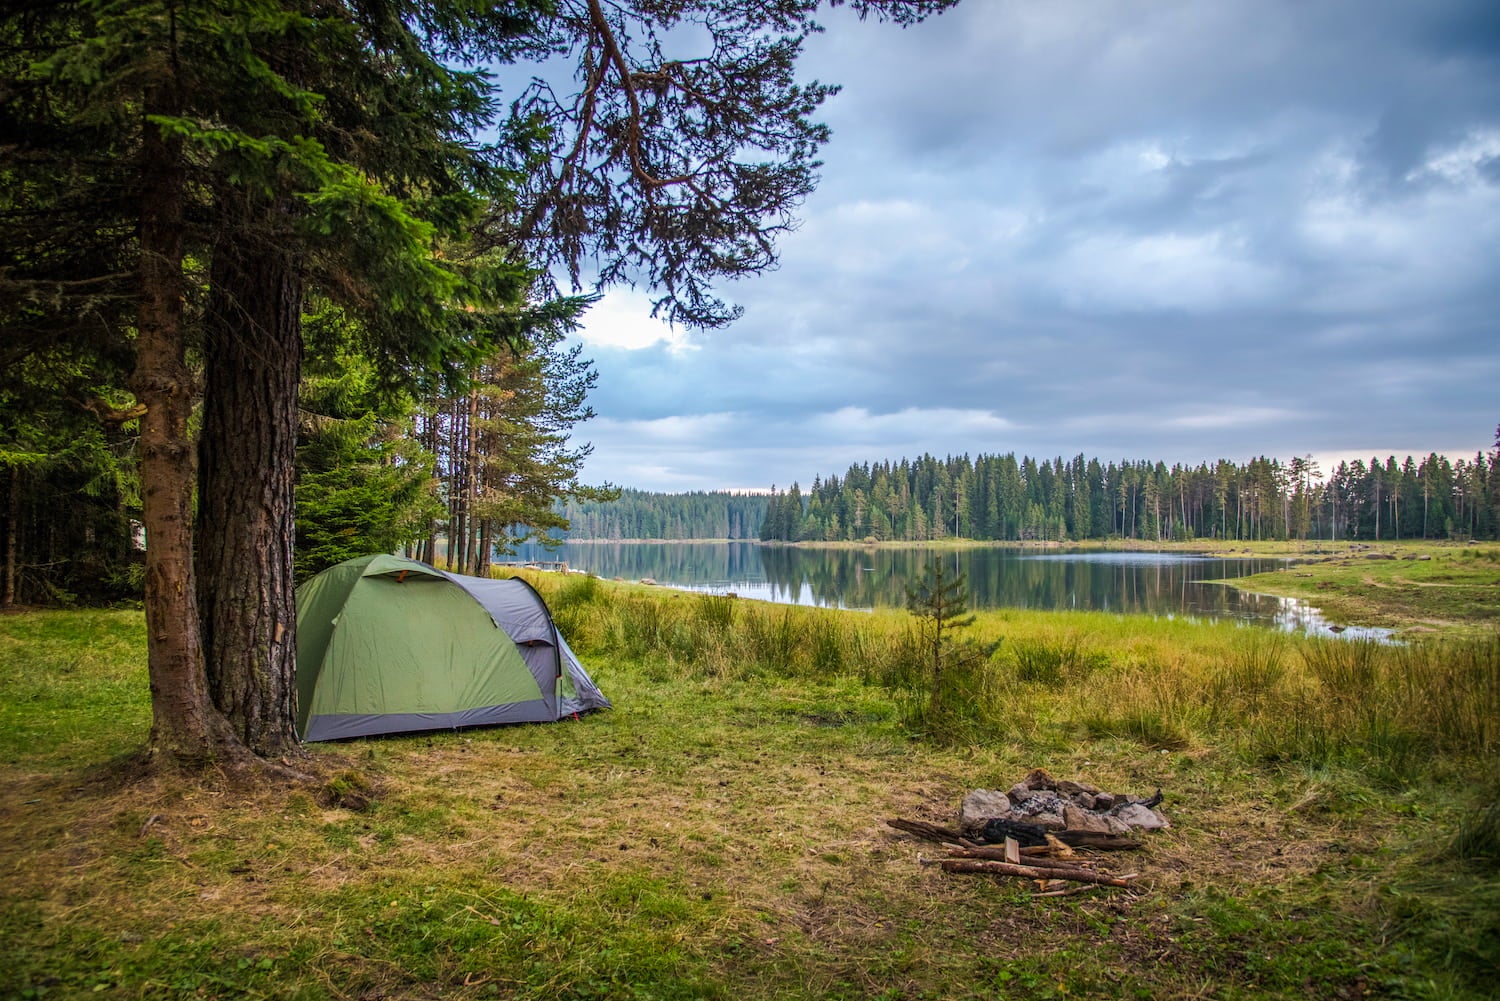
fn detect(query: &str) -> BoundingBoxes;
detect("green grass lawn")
[1,588,1496,1000]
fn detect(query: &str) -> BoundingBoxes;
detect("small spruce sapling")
[904,559,998,738]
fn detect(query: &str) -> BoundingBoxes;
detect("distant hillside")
[556,488,769,540]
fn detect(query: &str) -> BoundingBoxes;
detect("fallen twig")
[938,859,1134,888]
[942,845,1108,877]
[1033,884,1099,898]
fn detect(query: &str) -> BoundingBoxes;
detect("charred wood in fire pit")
[978,818,1050,847]
[885,818,966,843]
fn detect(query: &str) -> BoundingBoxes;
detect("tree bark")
[3,465,18,607]
[464,388,480,575]
[447,395,463,570]
[133,98,242,768]
[195,205,303,758]
[476,519,493,578]
[419,409,438,564]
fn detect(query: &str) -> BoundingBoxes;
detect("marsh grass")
[1007,636,1108,686]
[1452,791,1500,873]
[3,586,1500,999]
[1206,633,1288,717]
[1235,635,1500,785]
[543,577,1500,782]
[1229,542,1500,634]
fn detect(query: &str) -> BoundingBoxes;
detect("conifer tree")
[293,346,444,583]
[905,558,975,717]
[429,317,617,576]
[5,0,559,767]
[6,0,961,771]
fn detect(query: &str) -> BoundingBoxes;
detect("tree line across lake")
[14,431,1496,613]
[557,442,1500,544]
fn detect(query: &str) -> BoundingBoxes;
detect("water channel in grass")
[510,541,1391,639]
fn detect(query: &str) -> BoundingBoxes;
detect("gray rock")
[1093,792,1116,810]
[1022,768,1057,791]
[1112,803,1170,830]
[959,789,1014,830]
[1058,779,1101,796]
[1008,783,1032,804]
[1062,804,1114,835]
[1030,812,1065,830]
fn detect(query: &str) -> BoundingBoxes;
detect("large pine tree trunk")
[195,210,303,758]
[133,105,242,768]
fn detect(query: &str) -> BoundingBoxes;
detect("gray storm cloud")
[569,0,1500,490]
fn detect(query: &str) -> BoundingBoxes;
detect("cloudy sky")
[559,0,1499,492]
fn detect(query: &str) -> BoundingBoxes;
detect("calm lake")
[511,541,1383,638]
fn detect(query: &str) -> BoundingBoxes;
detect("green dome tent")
[295,554,610,741]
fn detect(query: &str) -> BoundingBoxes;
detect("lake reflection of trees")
[515,542,1295,624]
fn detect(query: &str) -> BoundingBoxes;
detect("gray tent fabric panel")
[557,631,611,715]
[515,641,560,715]
[451,576,554,642]
[304,699,556,741]
[446,572,611,716]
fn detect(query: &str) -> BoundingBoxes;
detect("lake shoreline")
[557,536,1449,558]
[531,538,1495,637]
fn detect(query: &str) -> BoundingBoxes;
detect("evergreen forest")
[543,443,1500,544]
[755,449,1500,544]
[556,489,770,541]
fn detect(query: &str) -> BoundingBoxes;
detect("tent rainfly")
[295,554,610,741]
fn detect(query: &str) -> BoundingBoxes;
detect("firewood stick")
[886,818,966,843]
[890,818,1140,852]
[943,845,1103,874]
[949,843,1080,863]
[954,829,1140,852]
[1034,884,1099,898]
[959,838,1059,857]
[938,859,1133,887]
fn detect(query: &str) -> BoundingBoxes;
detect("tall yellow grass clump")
[527,573,1499,782]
